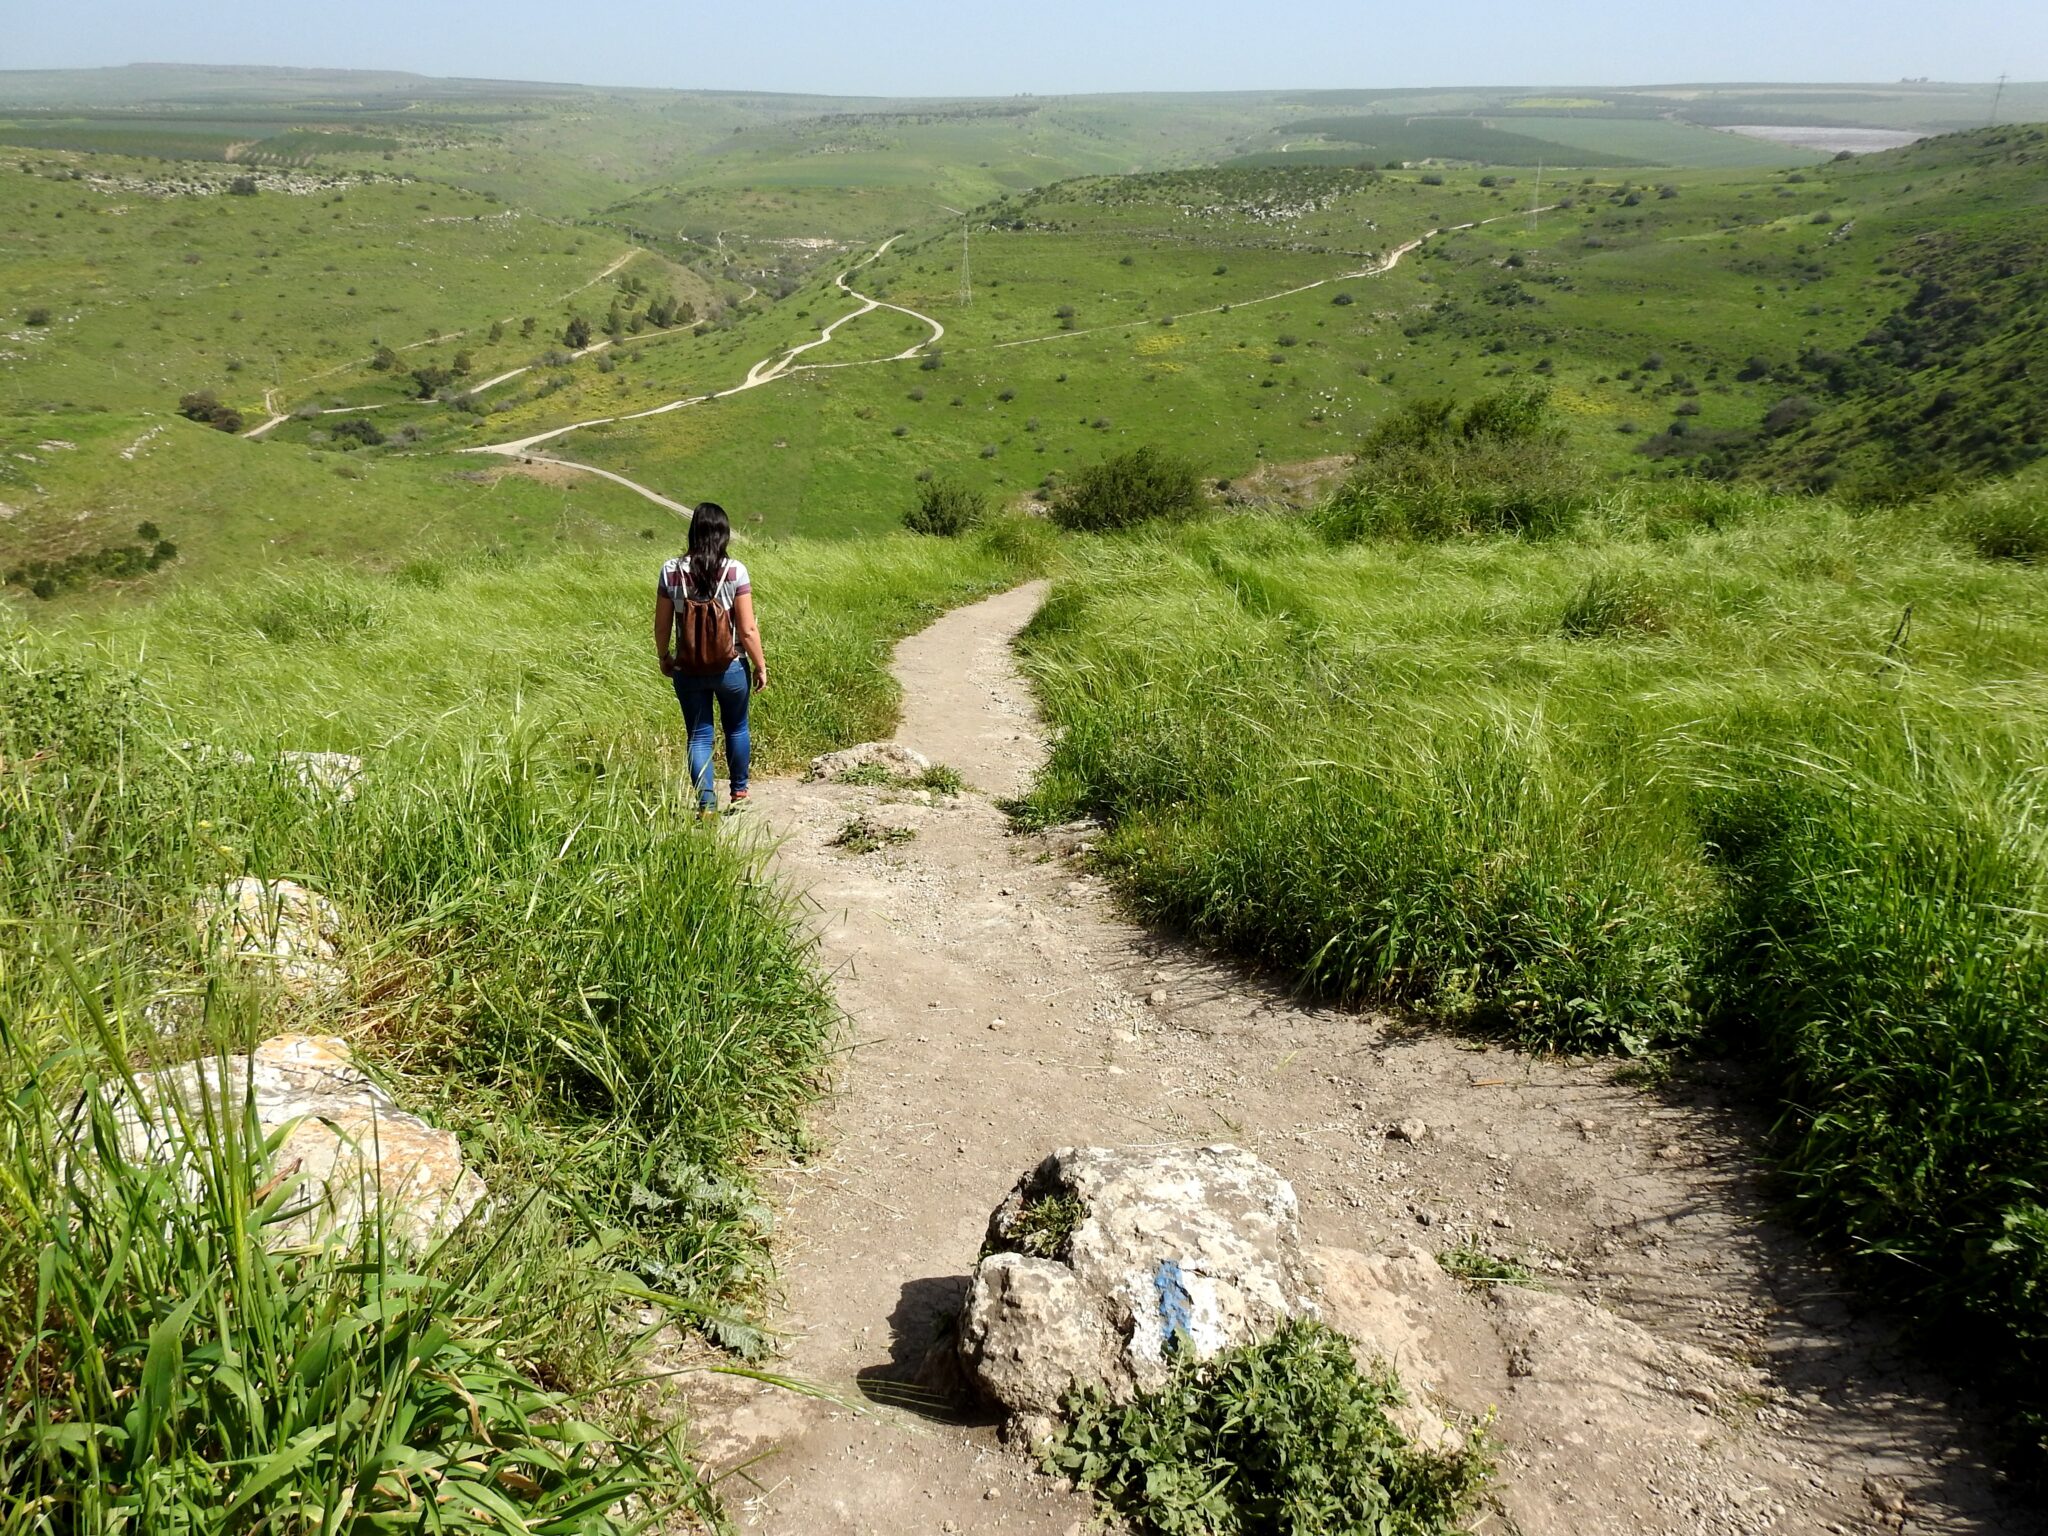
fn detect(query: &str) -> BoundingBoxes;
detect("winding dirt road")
[668,586,2029,1536]
[457,237,946,516]
[451,209,1551,518]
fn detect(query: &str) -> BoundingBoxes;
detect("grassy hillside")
[455,129,2048,542]
[1018,463,2048,1460]
[0,520,1044,1519]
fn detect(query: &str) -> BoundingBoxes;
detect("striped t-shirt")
[658,556,751,613]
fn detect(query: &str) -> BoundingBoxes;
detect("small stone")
[1146,988,1168,1007]
[1656,1143,1687,1162]
[983,1486,1001,1501]
[1388,1119,1428,1144]
[1489,1211,1514,1230]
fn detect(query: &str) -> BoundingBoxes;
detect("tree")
[410,364,453,399]
[604,300,625,339]
[370,345,400,373]
[451,350,474,376]
[564,315,592,349]
[228,176,258,196]
[23,306,51,327]
[488,319,505,343]
[520,316,536,338]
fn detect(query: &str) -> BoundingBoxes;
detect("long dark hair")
[686,502,730,597]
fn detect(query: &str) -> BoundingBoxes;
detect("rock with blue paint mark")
[958,1144,1319,1434]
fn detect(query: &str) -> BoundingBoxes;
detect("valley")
[4,59,2048,1536]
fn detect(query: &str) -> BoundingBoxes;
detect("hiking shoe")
[726,792,752,815]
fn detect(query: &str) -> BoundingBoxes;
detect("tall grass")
[0,522,1050,1517]
[0,970,698,1531]
[1019,488,2048,1451]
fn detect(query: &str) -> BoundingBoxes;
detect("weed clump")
[1048,1318,1488,1536]
[1437,1246,1539,1290]
[1559,569,1668,639]
[1049,445,1203,532]
[1941,472,2048,564]
[830,813,916,854]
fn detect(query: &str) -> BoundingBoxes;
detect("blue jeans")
[672,657,751,809]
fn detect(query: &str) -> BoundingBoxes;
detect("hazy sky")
[9,0,2041,94]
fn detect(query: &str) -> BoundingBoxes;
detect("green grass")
[1048,1317,1488,1536]
[0,523,1045,1518]
[1017,464,2048,1459]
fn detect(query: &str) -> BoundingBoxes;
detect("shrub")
[1048,1319,1487,1536]
[904,478,987,536]
[1317,388,1581,542]
[176,390,243,434]
[330,416,386,449]
[1049,446,1204,532]
[23,305,51,326]
[919,350,943,371]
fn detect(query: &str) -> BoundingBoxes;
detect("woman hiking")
[655,502,768,816]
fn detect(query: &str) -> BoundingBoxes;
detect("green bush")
[1048,1319,1487,1536]
[904,477,987,536]
[1049,445,1204,532]
[1316,389,1583,542]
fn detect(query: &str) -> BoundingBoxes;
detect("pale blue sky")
[9,0,2041,94]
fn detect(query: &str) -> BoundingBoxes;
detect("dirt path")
[673,586,2036,1536]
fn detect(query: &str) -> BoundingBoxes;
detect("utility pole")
[1989,74,2008,126]
[938,204,972,306]
[1529,161,1543,234]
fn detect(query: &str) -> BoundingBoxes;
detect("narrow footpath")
[673,587,2034,1536]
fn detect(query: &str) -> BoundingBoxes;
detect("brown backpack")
[670,563,739,676]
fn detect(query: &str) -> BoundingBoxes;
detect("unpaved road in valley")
[672,586,2035,1536]
[460,210,1543,520]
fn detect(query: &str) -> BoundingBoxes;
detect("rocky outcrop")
[958,1145,1318,1434]
[108,1033,486,1248]
[808,741,931,781]
[196,876,346,1000]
